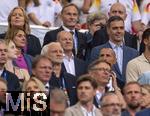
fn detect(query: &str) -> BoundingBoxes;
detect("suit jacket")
[92,27,138,49]
[0,33,41,57]
[90,42,139,89]
[43,26,87,59]
[62,57,87,77]
[50,71,78,106]
[64,102,103,116]
[136,108,150,116]
[1,69,20,91]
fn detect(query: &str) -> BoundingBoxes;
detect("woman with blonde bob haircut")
[22,77,46,92]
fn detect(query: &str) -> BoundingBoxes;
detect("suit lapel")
[74,57,78,76]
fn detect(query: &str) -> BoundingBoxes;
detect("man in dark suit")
[92,2,138,49]
[43,3,87,59]
[0,40,20,91]
[57,31,87,77]
[41,42,78,106]
[90,16,139,89]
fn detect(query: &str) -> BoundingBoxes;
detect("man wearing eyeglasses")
[101,92,122,116]
[88,59,126,108]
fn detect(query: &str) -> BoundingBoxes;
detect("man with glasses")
[101,92,122,116]
[88,59,125,108]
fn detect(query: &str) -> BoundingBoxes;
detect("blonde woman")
[0,6,41,56]
[5,40,30,87]
[21,77,47,113]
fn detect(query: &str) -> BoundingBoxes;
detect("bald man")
[57,31,87,76]
[92,2,138,49]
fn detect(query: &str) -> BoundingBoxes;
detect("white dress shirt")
[63,54,75,76]
[109,41,123,73]
[81,105,97,116]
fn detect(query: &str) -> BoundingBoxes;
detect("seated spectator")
[64,74,103,116]
[122,82,142,116]
[0,78,7,109]
[50,88,68,116]
[26,0,62,27]
[0,0,25,22]
[0,6,41,57]
[43,3,87,60]
[85,12,108,61]
[42,42,77,106]
[22,77,47,114]
[57,31,87,76]
[93,2,138,50]
[5,28,32,75]
[126,28,150,82]
[100,92,122,116]
[88,59,126,108]
[22,77,46,92]
[0,40,20,91]
[99,0,141,33]
[5,40,30,86]
[140,84,150,109]
[31,55,53,94]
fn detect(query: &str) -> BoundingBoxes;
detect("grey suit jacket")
[64,102,102,116]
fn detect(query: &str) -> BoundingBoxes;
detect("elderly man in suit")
[41,42,77,106]
[90,16,139,89]
[64,74,103,116]
[43,3,87,59]
[57,31,87,77]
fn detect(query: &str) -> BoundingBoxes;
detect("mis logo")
[5,92,47,111]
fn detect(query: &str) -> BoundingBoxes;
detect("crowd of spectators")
[0,0,149,116]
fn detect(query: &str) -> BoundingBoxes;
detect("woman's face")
[26,80,40,92]
[140,87,150,108]
[10,8,25,27]
[13,30,26,48]
[7,41,18,59]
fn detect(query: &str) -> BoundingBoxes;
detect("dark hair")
[77,74,98,89]
[140,28,150,53]
[123,81,142,94]
[88,59,111,71]
[32,55,51,69]
[107,16,124,28]
[61,3,80,15]
[142,28,150,40]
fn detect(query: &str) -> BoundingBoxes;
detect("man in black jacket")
[43,3,87,60]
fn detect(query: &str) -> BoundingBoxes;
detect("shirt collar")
[109,40,123,49]
[62,26,75,33]
[63,53,74,60]
[81,104,96,114]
